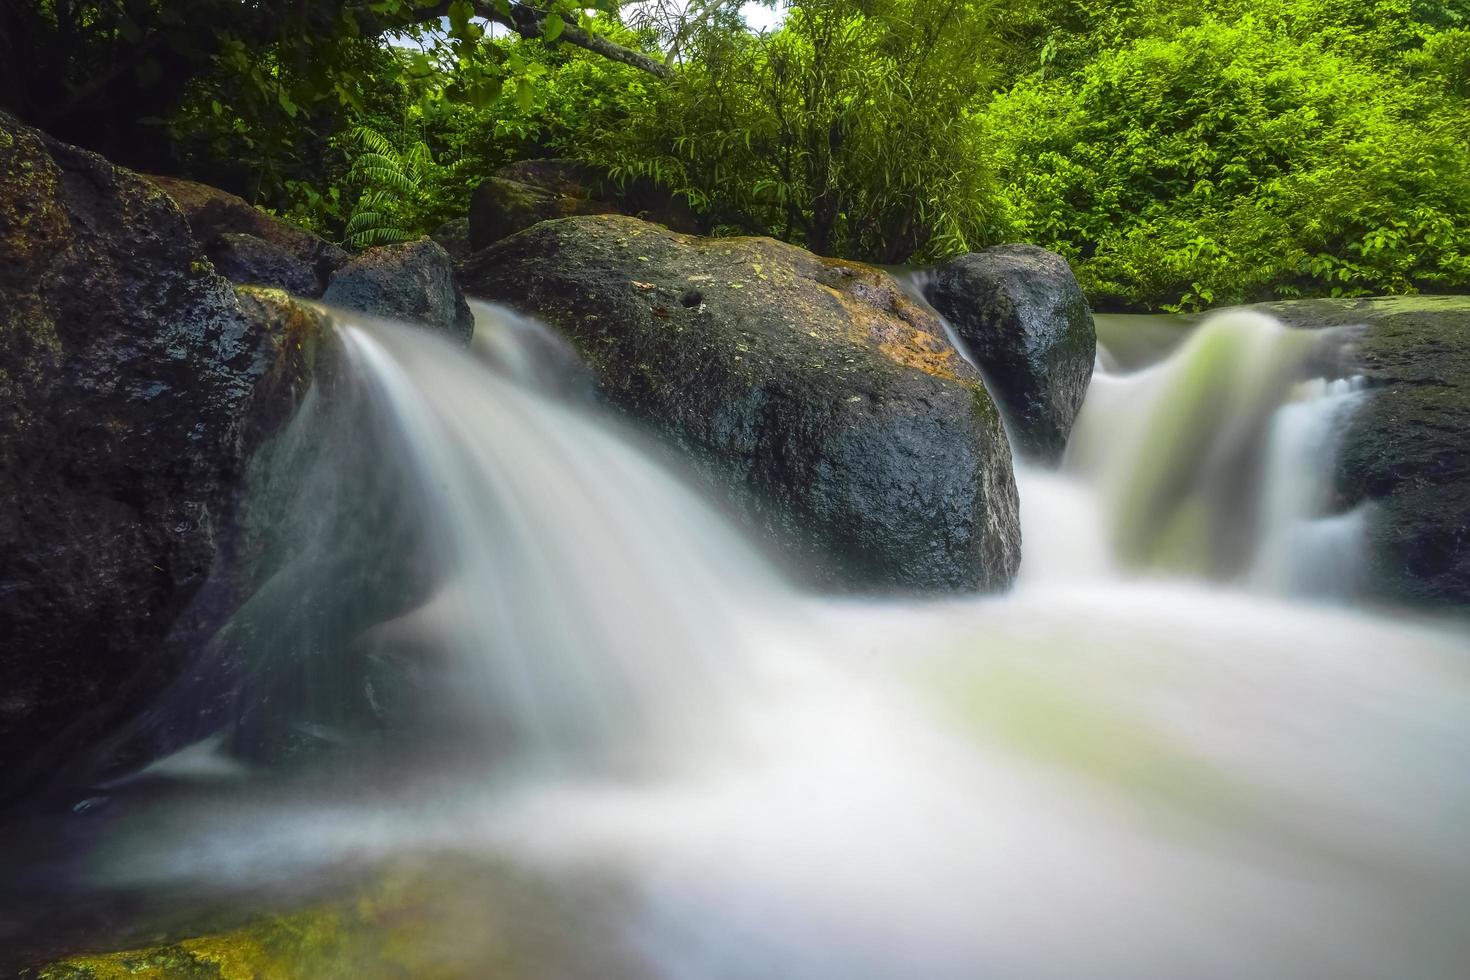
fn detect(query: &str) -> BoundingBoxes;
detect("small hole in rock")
[681,290,704,308]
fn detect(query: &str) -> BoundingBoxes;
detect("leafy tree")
[0,0,670,172]
[562,0,1009,263]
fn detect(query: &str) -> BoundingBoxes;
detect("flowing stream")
[5,303,1469,978]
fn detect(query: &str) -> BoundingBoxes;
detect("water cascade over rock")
[1057,309,1362,587]
[1252,296,1470,605]
[10,299,1470,980]
[461,214,1022,593]
[6,120,1470,980]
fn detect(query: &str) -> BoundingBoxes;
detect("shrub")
[984,14,1470,310]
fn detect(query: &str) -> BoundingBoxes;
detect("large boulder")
[461,214,1021,592]
[0,115,326,801]
[323,238,474,342]
[1251,296,1470,607]
[924,245,1096,462]
[147,175,347,296]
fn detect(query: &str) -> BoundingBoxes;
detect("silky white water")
[68,303,1470,978]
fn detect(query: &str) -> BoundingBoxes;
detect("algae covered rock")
[1251,295,1470,606]
[147,175,346,297]
[26,859,642,980]
[924,245,1096,462]
[462,214,1020,592]
[0,114,329,801]
[323,237,474,342]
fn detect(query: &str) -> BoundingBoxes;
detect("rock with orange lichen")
[461,214,1020,592]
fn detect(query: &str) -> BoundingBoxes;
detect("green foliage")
[554,0,1009,262]
[341,127,425,248]
[984,9,1470,310]
[9,0,1470,303]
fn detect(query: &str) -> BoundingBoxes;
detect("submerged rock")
[323,237,474,341]
[924,245,1096,462]
[1251,296,1470,607]
[23,859,640,979]
[0,115,327,802]
[147,175,346,296]
[461,214,1020,592]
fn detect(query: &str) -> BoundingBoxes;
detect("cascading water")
[1029,310,1368,594]
[6,301,1470,979]
[333,317,780,770]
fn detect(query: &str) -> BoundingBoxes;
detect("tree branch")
[662,0,742,66]
[415,1,672,79]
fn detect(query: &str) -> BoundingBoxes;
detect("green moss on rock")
[31,860,642,980]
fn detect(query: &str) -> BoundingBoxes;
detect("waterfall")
[326,308,789,770]
[10,303,1470,980]
[1028,310,1366,594]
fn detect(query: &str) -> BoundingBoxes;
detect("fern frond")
[350,168,420,195]
[349,126,397,157]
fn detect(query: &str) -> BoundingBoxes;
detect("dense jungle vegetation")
[5,0,1469,310]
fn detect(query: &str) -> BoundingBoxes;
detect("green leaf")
[469,77,503,108]
[448,0,474,36]
[542,13,564,42]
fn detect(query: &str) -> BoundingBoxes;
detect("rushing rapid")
[6,302,1468,979]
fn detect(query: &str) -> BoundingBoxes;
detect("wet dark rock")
[469,174,616,251]
[148,174,347,296]
[495,158,600,198]
[1250,296,1470,607]
[924,245,1096,462]
[206,231,320,295]
[0,114,327,801]
[431,216,473,262]
[468,159,698,251]
[462,214,1020,592]
[323,238,474,342]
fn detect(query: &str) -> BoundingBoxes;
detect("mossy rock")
[28,860,643,980]
[322,238,474,341]
[468,175,616,251]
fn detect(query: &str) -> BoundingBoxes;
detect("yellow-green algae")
[32,858,639,980]
[918,639,1401,877]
